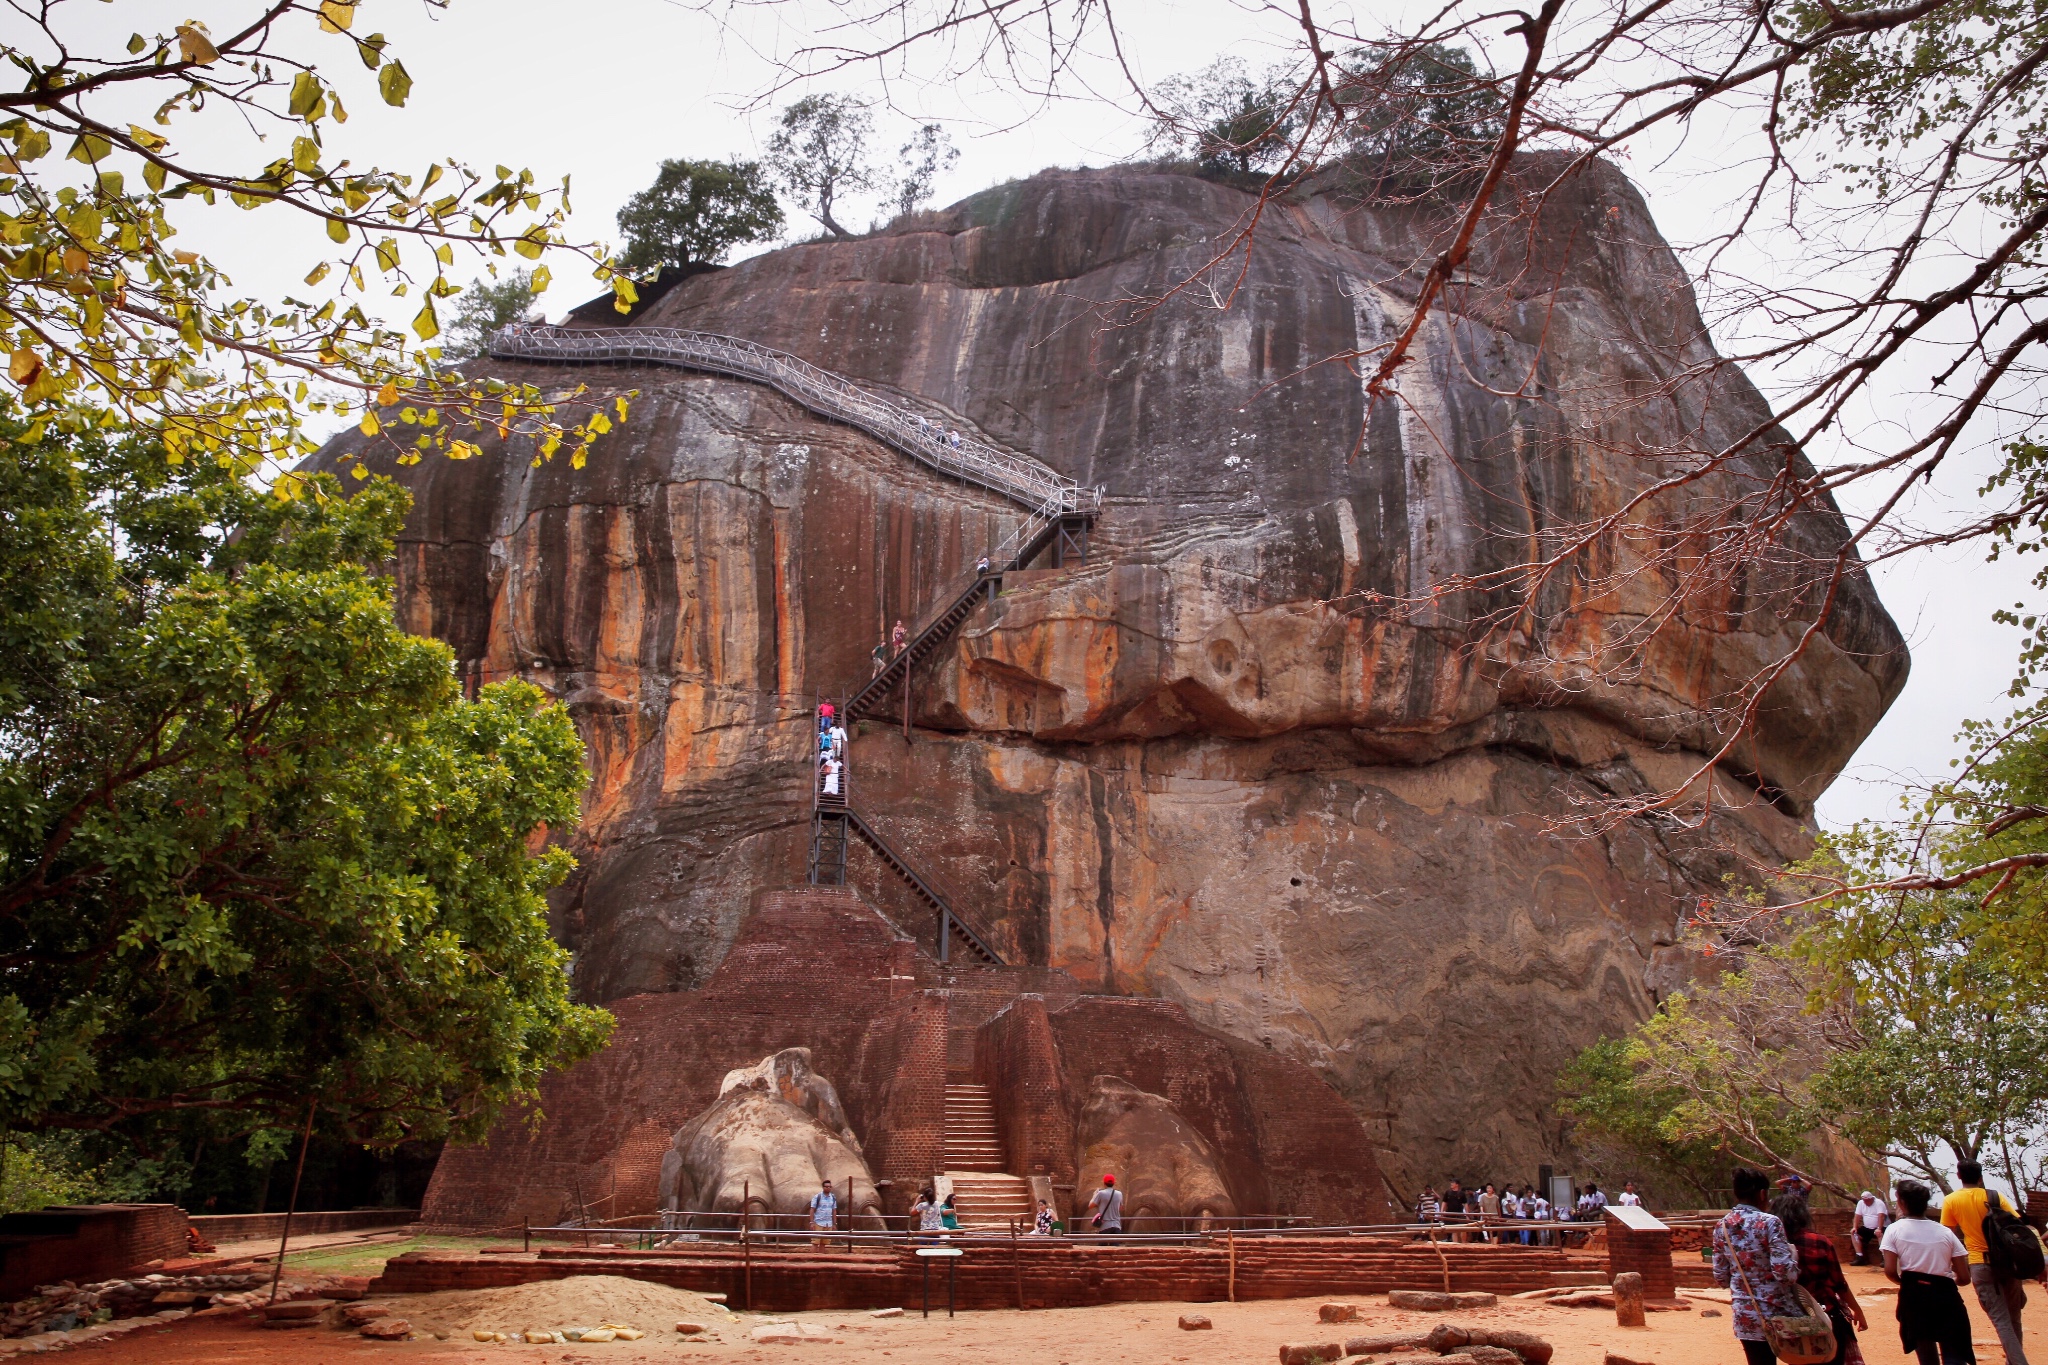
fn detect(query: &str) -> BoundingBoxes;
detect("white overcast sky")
[107,0,2032,832]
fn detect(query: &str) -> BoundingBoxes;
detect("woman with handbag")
[1714,1167,1806,1365]
[1882,1180,1975,1365]
[1775,1193,1869,1365]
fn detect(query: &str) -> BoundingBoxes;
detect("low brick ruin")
[419,886,1394,1232]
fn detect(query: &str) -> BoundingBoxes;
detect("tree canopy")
[444,269,545,362]
[0,407,612,1150]
[0,2,627,474]
[615,158,783,275]
[766,95,880,239]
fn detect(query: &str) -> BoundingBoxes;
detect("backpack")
[1981,1189,2047,1282]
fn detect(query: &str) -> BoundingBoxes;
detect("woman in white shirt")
[1881,1181,1973,1365]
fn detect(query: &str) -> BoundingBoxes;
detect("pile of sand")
[367,1274,736,1337]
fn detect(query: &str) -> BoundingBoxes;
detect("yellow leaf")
[172,249,199,265]
[513,228,547,261]
[126,125,167,152]
[530,264,552,294]
[411,298,439,341]
[143,161,167,192]
[359,411,380,437]
[62,246,88,273]
[374,237,400,273]
[351,463,369,480]
[327,216,349,244]
[175,23,219,66]
[318,1,356,33]
[9,348,43,386]
[376,380,399,406]
[289,73,324,120]
[304,262,331,286]
[434,242,452,266]
[448,440,479,460]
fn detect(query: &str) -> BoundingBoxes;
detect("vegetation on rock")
[615,159,783,274]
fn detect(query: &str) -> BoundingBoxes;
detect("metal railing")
[489,323,1095,519]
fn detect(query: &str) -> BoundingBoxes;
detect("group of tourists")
[911,412,965,452]
[815,704,847,798]
[870,619,908,679]
[1415,1179,1640,1244]
[807,1172,1120,1241]
[1712,1161,2048,1365]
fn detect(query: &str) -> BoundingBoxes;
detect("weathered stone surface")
[324,159,1906,1188]
[1321,1303,1363,1323]
[1073,1076,1236,1223]
[1477,1327,1554,1363]
[360,1318,410,1339]
[1613,1270,1646,1327]
[1181,1313,1213,1330]
[1346,1334,1430,1355]
[1281,1341,1347,1365]
[657,1048,883,1227]
[1391,1291,1497,1312]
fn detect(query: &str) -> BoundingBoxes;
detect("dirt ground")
[36,1264,2039,1365]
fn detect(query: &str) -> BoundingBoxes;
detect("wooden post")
[1613,1270,1646,1327]
[266,1100,317,1304]
[742,1181,753,1311]
[523,1219,530,1254]
[1012,1221,1024,1310]
[1227,1229,1236,1303]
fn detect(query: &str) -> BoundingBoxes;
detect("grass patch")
[280,1234,490,1277]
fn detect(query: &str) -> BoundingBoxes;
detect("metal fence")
[489,323,1095,520]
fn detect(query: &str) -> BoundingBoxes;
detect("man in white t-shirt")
[1854,1190,1888,1265]
[1619,1182,1643,1207]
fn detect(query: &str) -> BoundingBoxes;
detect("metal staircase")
[491,321,1084,975]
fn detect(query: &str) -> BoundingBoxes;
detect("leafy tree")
[1145,58,1304,178]
[444,270,545,362]
[1556,1036,1752,1204]
[1334,44,1505,184]
[615,158,783,274]
[0,405,612,1151]
[0,2,623,473]
[892,126,960,219]
[766,95,880,239]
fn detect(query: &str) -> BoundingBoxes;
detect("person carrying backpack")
[1941,1159,2048,1365]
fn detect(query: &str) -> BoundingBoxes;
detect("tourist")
[1619,1181,1643,1208]
[940,1192,960,1232]
[1941,1158,2042,1365]
[1853,1190,1888,1266]
[1531,1189,1552,1246]
[871,640,890,678]
[821,756,841,797]
[1417,1186,1441,1225]
[976,553,991,576]
[912,1187,944,1240]
[1442,1180,1467,1242]
[1882,1180,1974,1365]
[1032,1199,1056,1235]
[947,429,962,449]
[809,1178,838,1248]
[1777,1192,1868,1365]
[891,619,907,655]
[1713,1166,1803,1365]
[1086,1174,1124,1234]
[828,718,847,759]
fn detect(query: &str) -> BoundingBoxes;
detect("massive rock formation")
[327,155,1905,1194]
[1073,1077,1236,1225]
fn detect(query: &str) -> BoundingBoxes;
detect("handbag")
[1734,1262,1838,1365]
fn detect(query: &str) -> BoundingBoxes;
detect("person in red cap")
[1086,1173,1124,1234]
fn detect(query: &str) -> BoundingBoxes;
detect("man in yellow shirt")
[1941,1159,2034,1365]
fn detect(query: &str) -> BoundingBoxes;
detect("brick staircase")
[946,1173,1034,1230]
[943,1084,1003,1171]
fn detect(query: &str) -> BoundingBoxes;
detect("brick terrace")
[370,1238,1614,1313]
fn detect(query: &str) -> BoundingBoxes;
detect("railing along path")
[489,324,1094,562]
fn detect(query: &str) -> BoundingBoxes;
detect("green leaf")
[326,216,350,244]
[289,72,325,120]
[378,60,413,108]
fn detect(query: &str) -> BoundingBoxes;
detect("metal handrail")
[489,323,1089,516]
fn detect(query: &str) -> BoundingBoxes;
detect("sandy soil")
[48,1264,2037,1365]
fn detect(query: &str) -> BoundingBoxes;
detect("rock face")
[324,156,1906,1192]
[1072,1076,1236,1224]
[657,1047,883,1227]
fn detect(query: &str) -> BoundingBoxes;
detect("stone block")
[1322,1303,1362,1323]
[1345,1334,1429,1355]
[1280,1340,1347,1365]
[1180,1314,1213,1330]
[360,1318,410,1339]
[1390,1291,1496,1312]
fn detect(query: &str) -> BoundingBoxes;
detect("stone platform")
[369,1239,1609,1313]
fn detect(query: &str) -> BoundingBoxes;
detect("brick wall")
[978,995,1075,1197]
[1603,1213,1676,1301]
[189,1209,418,1245]
[847,991,948,1215]
[0,1205,188,1299]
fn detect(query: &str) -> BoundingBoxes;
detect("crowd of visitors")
[1414,1179,1624,1244]
[1707,1161,2048,1365]
[816,704,846,799]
